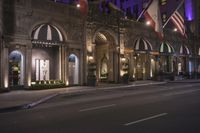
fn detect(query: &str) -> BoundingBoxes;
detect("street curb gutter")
[23,82,167,109]
[0,82,167,113]
[23,93,59,109]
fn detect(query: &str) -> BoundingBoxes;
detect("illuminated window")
[160,0,167,5]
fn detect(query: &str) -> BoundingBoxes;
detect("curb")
[25,82,167,109]
[0,81,167,113]
[23,93,59,109]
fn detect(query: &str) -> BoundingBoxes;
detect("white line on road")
[79,104,116,112]
[124,113,168,126]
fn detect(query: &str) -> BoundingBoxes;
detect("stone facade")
[0,0,199,90]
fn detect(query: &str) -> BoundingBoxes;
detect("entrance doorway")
[9,50,24,86]
[94,31,116,82]
[68,54,79,85]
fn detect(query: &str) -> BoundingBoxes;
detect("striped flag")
[144,0,163,40]
[163,0,186,37]
[171,9,185,36]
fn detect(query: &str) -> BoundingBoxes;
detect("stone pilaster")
[24,42,32,88]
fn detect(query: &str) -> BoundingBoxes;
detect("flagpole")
[136,0,152,22]
[163,0,184,28]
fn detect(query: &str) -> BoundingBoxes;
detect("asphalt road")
[0,83,200,133]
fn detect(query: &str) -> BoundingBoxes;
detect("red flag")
[78,0,88,16]
[144,0,163,40]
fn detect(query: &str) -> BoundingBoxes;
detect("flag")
[144,0,163,40]
[78,0,88,16]
[170,6,186,36]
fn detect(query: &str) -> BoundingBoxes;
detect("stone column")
[1,43,9,89]
[24,42,32,88]
[114,47,119,83]
[63,45,67,85]
[80,48,84,85]
[129,52,134,78]
[65,47,69,85]
[60,45,66,81]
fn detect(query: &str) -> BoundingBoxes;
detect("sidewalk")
[0,80,173,112]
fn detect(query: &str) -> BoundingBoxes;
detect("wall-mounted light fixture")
[88,55,94,63]
[121,57,126,62]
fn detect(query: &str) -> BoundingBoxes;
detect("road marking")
[79,104,116,112]
[124,113,168,126]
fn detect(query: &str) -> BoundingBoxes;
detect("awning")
[159,42,174,54]
[133,37,153,52]
[32,24,63,46]
[180,45,190,55]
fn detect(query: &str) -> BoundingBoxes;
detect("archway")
[94,31,117,82]
[159,42,174,73]
[133,37,153,80]
[31,24,64,82]
[9,50,24,86]
[178,45,190,76]
[68,54,79,85]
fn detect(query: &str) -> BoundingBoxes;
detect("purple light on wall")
[185,0,194,21]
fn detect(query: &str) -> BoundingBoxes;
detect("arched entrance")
[31,24,63,82]
[68,54,79,85]
[94,31,117,82]
[159,42,174,73]
[133,37,153,80]
[9,50,24,86]
[178,44,190,76]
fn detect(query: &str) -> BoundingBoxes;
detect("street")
[1,83,200,133]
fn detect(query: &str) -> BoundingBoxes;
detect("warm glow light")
[76,4,80,8]
[146,21,151,25]
[120,70,126,76]
[4,79,8,88]
[87,44,93,53]
[143,67,145,74]
[150,59,154,78]
[28,76,31,86]
[66,80,69,86]
[88,56,94,62]
[173,28,178,32]
[31,82,36,85]
[121,57,126,62]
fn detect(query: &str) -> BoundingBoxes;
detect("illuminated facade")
[0,0,199,90]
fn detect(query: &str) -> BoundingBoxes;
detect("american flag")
[171,10,185,36]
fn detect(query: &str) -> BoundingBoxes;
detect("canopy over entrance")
[32,24,63,47]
